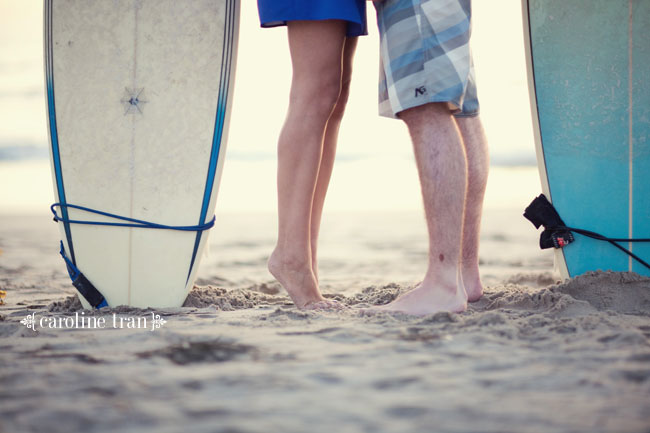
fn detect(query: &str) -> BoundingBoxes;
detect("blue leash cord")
[53,203,215,309]
[51,203,215,231]
[59,241,108,309]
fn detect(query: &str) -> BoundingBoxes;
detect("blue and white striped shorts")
[374,0,479,118]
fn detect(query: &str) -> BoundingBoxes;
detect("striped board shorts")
[374,0,479,119]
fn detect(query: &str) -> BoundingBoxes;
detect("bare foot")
[268,248,331,310]
[303,299,346,311]
[375,282,468,316]
[462,267,484,302]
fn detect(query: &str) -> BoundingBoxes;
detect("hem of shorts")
[453,110,480,119]
[379,97,479,119]
[260,19,368,37]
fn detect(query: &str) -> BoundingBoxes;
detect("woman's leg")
[310,37,358,282]
[268,20,347,309]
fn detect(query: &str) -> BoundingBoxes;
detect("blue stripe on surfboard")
[45,0,76,264]
[186,0,236,281]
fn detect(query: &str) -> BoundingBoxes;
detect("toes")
[324,299,347,310]
[299,299,347,311]
[298,300,328,310]
[359,306,384,316]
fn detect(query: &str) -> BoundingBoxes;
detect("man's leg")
[455,116,489,302]
[310,37,358,283]
[268,20,347,309]
[379,102,468,315]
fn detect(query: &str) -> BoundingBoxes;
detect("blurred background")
[0,0,542,215]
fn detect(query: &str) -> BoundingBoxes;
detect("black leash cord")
[554,225,650,270]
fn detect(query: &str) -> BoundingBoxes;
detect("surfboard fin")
[524,194,575,250]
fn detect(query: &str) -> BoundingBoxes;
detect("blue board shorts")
[257,0,368,37]
[374,0,479,118]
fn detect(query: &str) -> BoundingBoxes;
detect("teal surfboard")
[522,0,650,278]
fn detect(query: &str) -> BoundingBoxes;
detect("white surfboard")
[44,0,240,308]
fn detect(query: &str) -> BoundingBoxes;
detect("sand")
[1,210,649,433]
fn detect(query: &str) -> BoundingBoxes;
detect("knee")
[329,76,352,122]
[289,73,342,121]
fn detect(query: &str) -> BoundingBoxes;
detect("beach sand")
[1,209,649,433]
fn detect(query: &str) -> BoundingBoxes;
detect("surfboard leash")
[51,203,216,231]
[524,194,650,272]
[51,203,216,309]
[58,241,108,309]
[551,226,650,271]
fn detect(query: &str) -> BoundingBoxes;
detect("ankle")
[461,263,481,283]
[424,265,460,287]
[420,275,460,295]
[270,247,311,270]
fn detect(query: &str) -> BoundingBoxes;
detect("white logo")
[20,312,167,332]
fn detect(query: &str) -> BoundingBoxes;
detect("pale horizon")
[0,0,541,213]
